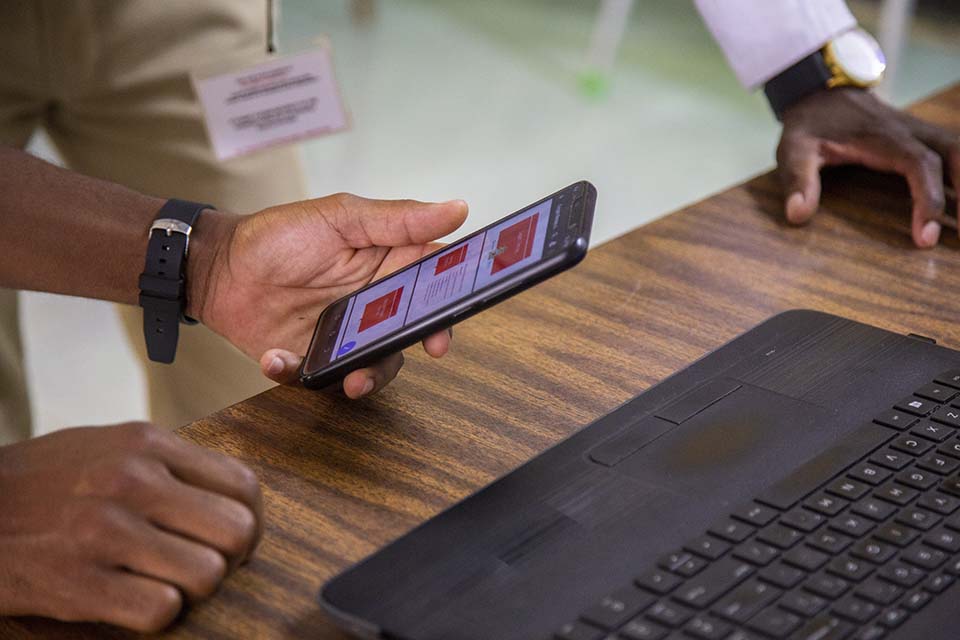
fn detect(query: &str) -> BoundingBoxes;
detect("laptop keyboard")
[555,370,960,640]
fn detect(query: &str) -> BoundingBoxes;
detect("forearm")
[0,146,235,318]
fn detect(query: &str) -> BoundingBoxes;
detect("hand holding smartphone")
[299,181,596,389]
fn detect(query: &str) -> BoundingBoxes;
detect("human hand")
[776,87,959,247]
[0,422,262,632]
[187,194,468,398]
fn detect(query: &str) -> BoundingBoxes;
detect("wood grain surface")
[5,83,960,638]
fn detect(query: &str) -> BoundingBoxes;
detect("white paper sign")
[192,46,349,161]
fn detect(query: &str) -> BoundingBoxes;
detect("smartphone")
[299,181,596,389]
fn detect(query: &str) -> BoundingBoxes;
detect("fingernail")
[267,356,283,375]
[785,192,804,223]
[361,378,375,396]
[922,220,941,246]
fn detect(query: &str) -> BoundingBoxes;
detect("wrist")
[184,209,240,324]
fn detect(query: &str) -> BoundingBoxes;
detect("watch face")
[831,29,886,86]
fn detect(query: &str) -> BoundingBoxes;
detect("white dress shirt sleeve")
[694,0,858,89]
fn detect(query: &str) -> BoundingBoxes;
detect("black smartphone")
[299,181,596,389]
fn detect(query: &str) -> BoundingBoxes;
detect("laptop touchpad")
[601,381,835,499]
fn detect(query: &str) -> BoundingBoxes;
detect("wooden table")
[6,83,960,638]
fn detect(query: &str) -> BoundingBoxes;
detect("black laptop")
[321,310,960,639]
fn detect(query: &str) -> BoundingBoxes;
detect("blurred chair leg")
[351,0,376,26]
[581,0,635,97]
[877,0,916,102]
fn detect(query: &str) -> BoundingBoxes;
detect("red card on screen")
[359,287,404,332]
[491,213,538,274]
[435,245,468,275]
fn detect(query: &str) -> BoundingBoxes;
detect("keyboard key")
[874,522,919,547]
[711,579,780,624]
[937,438,960,459]
[618,618,668,640]
[914,383,957,403]
[848,463,891,486]
[779,589,827,617]
[645,600,694,628]
[870,448,912,470]
[852,497,896,522]
[829,514,875,537]
[934,370,960,389]
[917,492,960,515]
[709,519,755,543]
[805,572,850,599]
[895,506,940,531]
[758,563,805,589]
[923,572,954,594]
[853,624,886,639]
[900,544,946,570]
[803,492,848,516]
[733,541,779,566]
[896,468,938,490]
[874,483,918,506]
[902,588,932,611]
[657,551,707,577]
[783,546,829,572]
[910,420,953,443]
[635,569,682,595]
[790,615,853,640]
[940,475,960,498]
[890,434,934,455]
[827,556,874,581]
[896,396,937,416]
[808,530,853,554]
[878,562,925,587]
[945,556,960,575]
[917,452,960,475]
[850,538,897,564]
[832,595,879,622]
[924,527,960,552]
[684,535,731,560]
[746,606,801,637]
[931,406,960,428]
[855,577,903,605]
[732,503,778,527]
[671,557,754,608]
[757,524,803,550]
[877,607,908,628]
[683,615,731,640]
[826,478,870,500]
[874,409,917,431]
[555,621,604,640]
[580,586,656,630]
[781,508,824,532]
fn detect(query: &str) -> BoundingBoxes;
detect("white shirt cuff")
[695,0,858,89]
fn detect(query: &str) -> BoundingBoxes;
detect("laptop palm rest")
[600,381,834,503]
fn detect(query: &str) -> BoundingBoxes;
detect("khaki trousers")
[0,1,307,442]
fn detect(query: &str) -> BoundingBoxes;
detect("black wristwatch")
[764,28,886,121]
[138,199,213,364]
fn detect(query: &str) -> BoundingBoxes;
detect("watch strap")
[763,51,832,121]
[138,199,212,363]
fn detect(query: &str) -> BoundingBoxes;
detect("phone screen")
[328,196,556,363]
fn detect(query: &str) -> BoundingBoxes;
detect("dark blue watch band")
[138,199,213,364]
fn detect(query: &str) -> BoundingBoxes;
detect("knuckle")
[68,500,124,550]
[122,421,164,453]
[99,456,154,499]
[137,585,183,633]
